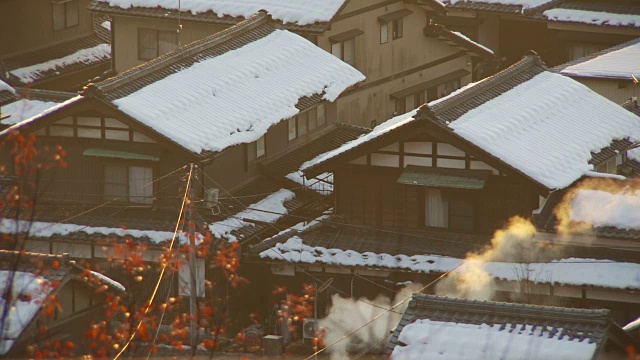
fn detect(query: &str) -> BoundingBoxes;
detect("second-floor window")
[425,189,474,231]
[256,135,266,158]
[138,28,178,61]
[381,18,404,44]
[288,104,326,141]
[52,0,79,31]
[331,38,356,67]
[104,164,153,204]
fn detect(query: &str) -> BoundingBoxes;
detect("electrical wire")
[112,164,193,360]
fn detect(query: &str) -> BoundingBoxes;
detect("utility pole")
[187,163,197,357]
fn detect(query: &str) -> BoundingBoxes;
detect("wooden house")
[0,0,111,91]
[0,251,125,357]
[87,0,496,128]
[552,37,640,104]
[246,53,640,325]
[437,0,640,67]
[386,294,638,359]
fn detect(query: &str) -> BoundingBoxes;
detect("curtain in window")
[129,166,153,204]
[104,164,127,201]
[425,189,448,228]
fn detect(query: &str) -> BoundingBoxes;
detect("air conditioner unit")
[302,318,317,341]
[204,188,219,208]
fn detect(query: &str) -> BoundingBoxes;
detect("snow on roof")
[90,271,125,291]
[391,319,596,360]
[0,95,83,136]
[624,316,640,331]
[0,80,15,95]
[301,109,419,170]
[286,172,334,194]
[570,189,640,230]
[448,0,554,10]
[9,44,111,84]
[113,29,364,154]
[0,271,52,355]
[544,9,640,28]
[261,237,640,289]
[453,31,494,54]
[96,0,346,25]
[0,218,175,244]
[209,189,295,242]
[559,40,640,80]
[448,71,640,189]
[1,99,62,125]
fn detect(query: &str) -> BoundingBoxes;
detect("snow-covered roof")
[9,44,111,84]
[0,271,52,355]
[0,80,15,95]
[93,0,346,26]
[570,189,640,230]
[95,13,364,155]
[444,0,554,13]
[544,9,640,28]
[260,235,640,289]
[1,99,63,126]
[447,71,640,189]
[556,38,640,80]
[90,271,125,292]
[0,95,83,137]
[391,318,596,360]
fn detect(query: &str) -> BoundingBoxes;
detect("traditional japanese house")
[247,53,640,325]
[552,37,640,104]
[0,0,111,91]
[437,0,640,67]
[0,251,125,357]
[88,0,496,128]
[386,294,638,359]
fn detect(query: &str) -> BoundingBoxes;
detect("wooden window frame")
[331,38,356,67]
[392,17,403,40]
[256,135,266,159]
[103,162,154,205]
[52,0,79,32]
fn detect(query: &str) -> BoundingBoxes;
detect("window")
[256,135,265,158]
[52,0,79,31]
[138,28,178,61]
[317,103,326,127]
[380,22,389,44]
[443,79,461,97]
[288,117,297,141]
[308,108,318,131]
[298,112,308,137]
[331,38,356,66]
[395,98,406,115]
[392,18,403,40]
[104,164,153,204]
[424,189,474,231]
[596,157,618,174]
[569,43,606,61]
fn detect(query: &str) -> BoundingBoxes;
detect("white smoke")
[319,283,423,359]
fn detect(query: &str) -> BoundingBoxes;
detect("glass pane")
[77,128,102,139]
[129,166,153,204]
[105,129,130,141]
[331,42,342,59]
[133,131,155,143]
[105,118,128,128]
[298,112,308,136]
[288,117,297,140]
[256,135,265,158]
[380,22,388,44]
[56,117,73,125]
[49,126,74,137]
[76,116,101,127]
[158,31,178,55]
[343,39,355,66]
[52,3,65,31]
[104,164,127,201]
[66,1,79,27]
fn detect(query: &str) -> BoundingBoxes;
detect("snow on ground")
[286,171,333,194]
[570,189,640,230]
[209,189,295,242]
[0,271,52,355]
[560,41,640,79]
[0,218,175,244]
[447,0,554,10]
[448,71,640,189]
[0,80,15,94]
[10,44,111,84]
[90,271,125,291]
[260,237,640,289]
[391,319,596,360]
[453,31,494,54]
[301,109,418,170]
[97,0,346,25]
[1,99,61,125]
[114,29,364,154]
[544,9,640,28]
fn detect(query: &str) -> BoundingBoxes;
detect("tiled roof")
[260,124,369,179]
[385,293,627,356]
[1,33,110,87]
[443,1,527,14]
[87,0,332,34]
[537,0,640,17]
